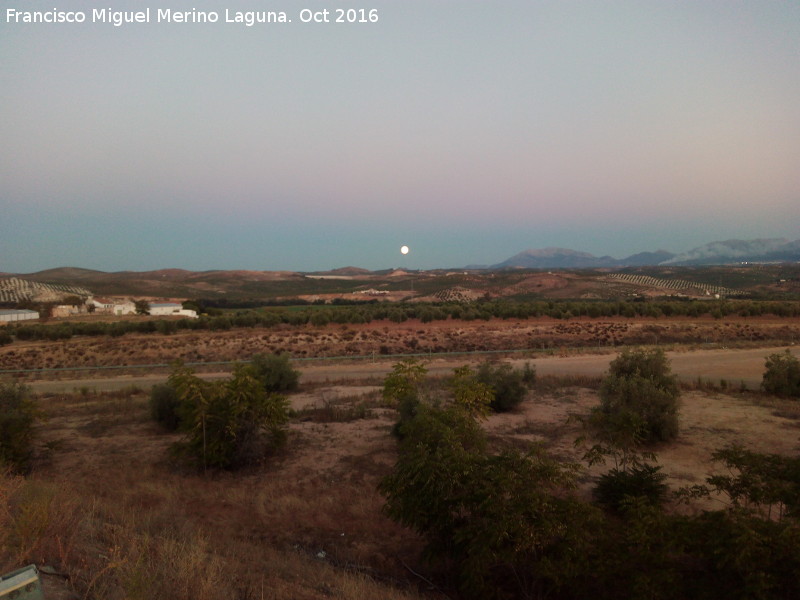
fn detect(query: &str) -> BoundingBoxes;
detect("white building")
[89,297,115,313]
[0,309,39,323]
[149,303,198,318]
[113,301,136,316]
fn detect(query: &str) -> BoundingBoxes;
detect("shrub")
[595,348,680,444]
[250,353,300,393]
[593,464,669,513]
[380,401,595,600]
[383,359,427,438]
[149,383,182,431]
[761,349,800,398]
[0,330,12,346]
[0,383,40,472]
[704,445,800,519]
[168,364,289,470]
[476,361,532,413]
[449,365,493,418]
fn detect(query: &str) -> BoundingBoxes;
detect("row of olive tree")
[7,298,800,343]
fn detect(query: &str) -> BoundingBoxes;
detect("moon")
[400,245,409,255]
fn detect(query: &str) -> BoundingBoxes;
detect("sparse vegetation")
[761,349,800,398]
[379,361,800,599]
[0,382,40,472]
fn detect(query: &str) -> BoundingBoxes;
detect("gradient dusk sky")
[2,1,799,273]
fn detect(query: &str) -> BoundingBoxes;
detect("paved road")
[23,346,798,394]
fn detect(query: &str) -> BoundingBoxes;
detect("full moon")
[400,245,409,255]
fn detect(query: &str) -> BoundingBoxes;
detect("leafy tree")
[382,358,427,404]
[761,349,800,398]
[449,365,493,419]
[593,464,669,513]
[595,348,680,444]
[380,400,596,599]
[250,353,300,393]
[382,359,427,438]
[167,363,289,470]
[379,403,487,560]
[701,445,800,520]
[476,361,533,412]
[0,382,40,472]
[134,300,150,315]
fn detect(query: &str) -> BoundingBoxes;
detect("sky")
[1,1,799,273]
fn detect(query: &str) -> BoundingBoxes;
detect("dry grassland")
[3,374,800,599]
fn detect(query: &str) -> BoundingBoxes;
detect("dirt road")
[24,346,798,394]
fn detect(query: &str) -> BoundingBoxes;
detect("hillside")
[491,237,800,269]
[6,263,799,305]
[0,277,92,305]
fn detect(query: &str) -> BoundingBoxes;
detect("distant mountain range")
[489,238,800,269]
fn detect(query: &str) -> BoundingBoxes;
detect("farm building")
[149,303,198,318]
[89,298,116,313]
[52,305,84,318]
[113,301,136,315]
[0,309,39,323]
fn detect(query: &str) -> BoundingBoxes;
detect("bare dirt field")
[16,345,799,396]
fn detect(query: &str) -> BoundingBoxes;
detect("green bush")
[595,348,680,444]
[383,359,428,438]
[0,383,40,472]
[593,464,669,513]
[250,353,300,393]
[149,383,182,431]
[168,363,289,470]
[704,445,800,519]
[476,361,533,413]
[0,330,12,345]
[380,401,595,599]
[761,349,800,398]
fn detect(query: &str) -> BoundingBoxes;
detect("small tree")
[0,383,40,472]
[703,445,800,520]
[383,359,427,438]
[476,361,533,413]
[380,399,596,599]
[449,365,494,419]
[135,300,150,315]
[593,464,669,513]
[595,348,680,445]
[168,363,289,470]
[761,349,800,398]
[250,353,300,393]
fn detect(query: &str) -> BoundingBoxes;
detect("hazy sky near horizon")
[2,1,799,273]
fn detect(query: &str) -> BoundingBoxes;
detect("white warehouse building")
[0,309,39,323]
[149,303,198,318]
